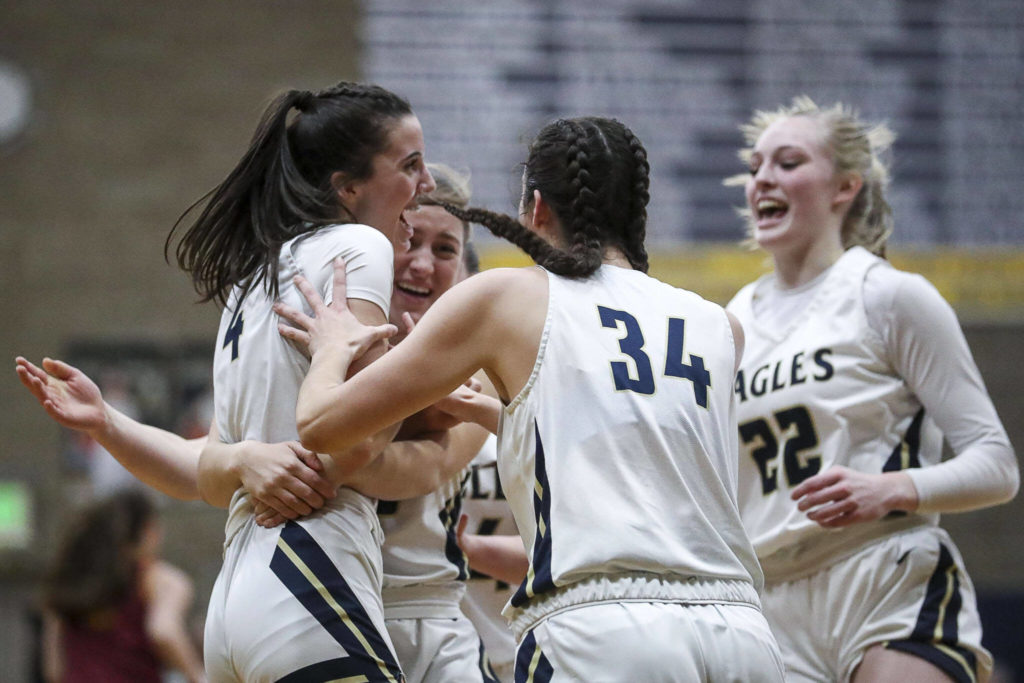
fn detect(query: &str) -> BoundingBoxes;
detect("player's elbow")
[1002,452,1020,503]
[296,413,336,456]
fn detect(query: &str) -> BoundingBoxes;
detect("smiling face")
[390,204,465,331]
[744,115,847,257]
[341,114,436,253]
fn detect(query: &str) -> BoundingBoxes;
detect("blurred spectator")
[41,491,205,683]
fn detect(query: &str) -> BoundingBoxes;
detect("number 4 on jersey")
[598,306,710,407]
[223,306,244,361]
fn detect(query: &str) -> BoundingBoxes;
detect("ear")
[330,171,359,202]
[832,171,863,209]
[530,189,560,244]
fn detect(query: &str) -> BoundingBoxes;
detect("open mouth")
[756,198,789,222]
[396,213,414,250]
[396,282,431,299]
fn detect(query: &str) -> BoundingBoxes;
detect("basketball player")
[17,164,505,682]
[277,117,785,682]
[168,81,432,683]
[355,166,503,683]
[725,97,1018,682]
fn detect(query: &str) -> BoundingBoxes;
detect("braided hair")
[444,116,650,278]
[167,81,413,305]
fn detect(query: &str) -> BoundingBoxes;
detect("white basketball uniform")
[203,224,406,683]
[378,468,499,683]
[461,435,518,682]
[500,265,783,682]
[728,246,991,682]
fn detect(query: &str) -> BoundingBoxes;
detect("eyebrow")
[401,150,422,163]
[750,144,805,159]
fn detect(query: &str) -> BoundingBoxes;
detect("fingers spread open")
[330,256,350,305]
[42,357,76,380]
[273,301,313,330]
[292,274,328,316]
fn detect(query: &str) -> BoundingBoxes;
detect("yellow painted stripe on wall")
[477,245,1024,321]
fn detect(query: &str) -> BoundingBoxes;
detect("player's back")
[499,265,761,612]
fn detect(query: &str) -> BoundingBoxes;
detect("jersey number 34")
[598,306,710,408]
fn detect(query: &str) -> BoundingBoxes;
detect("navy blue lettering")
[771,360,786,391]
[790,352,807,385]
[598,306,655,395]
[813,348,834,380]
[739,418,778,494]
[734,370,748,403]
[750,364,770,397]
[222,305,244,361]
[664,317,710,408]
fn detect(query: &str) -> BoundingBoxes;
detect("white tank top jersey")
[377,469,471,619]
[727,247,944,580]
[460,435,517,670]
[213,223,394,540]
[498,265,763,617]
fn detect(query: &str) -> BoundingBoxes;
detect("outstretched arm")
[16,357,202,500]
[16,357,336,517]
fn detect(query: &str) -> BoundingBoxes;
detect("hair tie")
[294,90,315,113]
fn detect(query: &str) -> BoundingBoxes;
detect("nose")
[752,163,775,187]
[418,167,437,195]
[408,248,434,276]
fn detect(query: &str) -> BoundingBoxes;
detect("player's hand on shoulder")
[274,257,398,360]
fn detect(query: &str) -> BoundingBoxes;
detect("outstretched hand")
[15,357,108,433]
[791,465,919,528]
[273,257,398,360]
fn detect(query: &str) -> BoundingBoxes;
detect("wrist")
[89,402,120,442]
[460,533,481,559]
[309,342,356,378]
[887,472,920,512]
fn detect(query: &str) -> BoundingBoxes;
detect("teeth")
[398,283,430,295]
[757,199,786,211]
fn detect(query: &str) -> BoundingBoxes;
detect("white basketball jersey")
[727,247,942,580]
[378,469,471,618]
[498,265,762,614]
[213,223,394,537]
[460,435,517,672]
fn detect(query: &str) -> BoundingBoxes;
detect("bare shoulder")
[725,309,745,371]
[458,266,546,298]
[143,560,193,598]
[431,266,547,328]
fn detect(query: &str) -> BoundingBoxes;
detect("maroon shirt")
[61,586,162,683]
